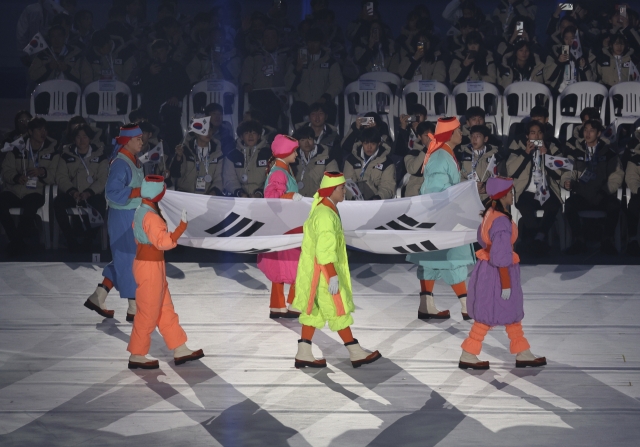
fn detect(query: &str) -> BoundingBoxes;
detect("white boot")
[344,339,381,368]
[459,296,471,320]
[515,349,547,367]
[84,285,114,318]
[174,343,204,365]
[418,292,450,319]
[270,307,299,319]
[128,354,159,369]
[458,350,489,370]
[294,339,326,368]
[126,299,136,322]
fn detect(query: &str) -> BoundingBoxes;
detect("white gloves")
[292,193,303,202]
[181,209,188,223]
[501,288,511,300]
[328,276,339,295]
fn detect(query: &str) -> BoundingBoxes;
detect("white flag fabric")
[571,31,583,60]
[85,204,104,228]
[2,136,26,153]
[189,117,210,136]
[482,154,497,181]
[159,181,484,254]
[629,61,640,82]
[534,172,550,205]
[138,142,164,165]
[544,155,573,171]
[345,179,364,201]
[23,33,49,56]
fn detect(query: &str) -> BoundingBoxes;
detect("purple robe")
[467,216,524,326]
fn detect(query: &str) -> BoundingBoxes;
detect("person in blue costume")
[84,124,144,322]
[406,117,476,321]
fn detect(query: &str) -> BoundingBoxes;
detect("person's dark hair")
[263,25,279,38]
[237,120,262,138]
[507,40,536,74]
[71,123,96,141]
[73,10,93,29]
[480,194,511,218]
[48,25,67,38]
[580,107,599,122]
[365,21,391,55]
[457,17,478,30]
[609,34,628,54]
[464,31,488,75]
[294,125,316,141]
[155,17,179,36]
[128,108,147,122]
[416,120,435,137]
[151,39,169,51]
[361,127,381,144]
[138,120,155,133]
[27,117,47,134]
[14,110,32,129]
[121,122,140,130]
[525,120,543,135]
[408,103,428,117]
[51,13,71,29]
[204,102,223,115]
[470,124,490,138]
[411,32,436,63]
[64,116,87,142]
[309,102,328,115]
[305,27,324,43]
[91,29,111,48]
[245,109,264,125]
[530,106,549,119]
[583,119,604,133]
[465,106,485,120]
[562,25,577,40]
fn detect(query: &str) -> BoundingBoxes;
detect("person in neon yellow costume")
[292,171,382,369]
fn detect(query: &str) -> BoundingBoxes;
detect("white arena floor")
[0,262,639,446]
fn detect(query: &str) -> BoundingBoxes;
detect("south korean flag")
[189,117,210,136]
[2,136,26,153]
[23,33,49,56]
[544,155,574,171]
[138,141,164,165]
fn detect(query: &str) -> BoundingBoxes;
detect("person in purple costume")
[459,177,547,370]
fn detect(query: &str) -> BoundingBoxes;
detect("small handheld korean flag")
[535,175,550,205]
[189,117,210,136]
[602,120,616,143]
[85,204,104,228]
[138,141,164,165]
[544,155,574,171]
[1,136,26,153]
[23,33,49,56]
[483,154,497,180]
[629,61,640,82]
[570,30,583,59]
[345,179,364,201]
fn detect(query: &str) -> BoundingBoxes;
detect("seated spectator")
[507,106,559,153]
[626,125,640,255]
[545,8,579,51]
[456,125,500,204]
[290,126,339,197]
[499,39,546,104]
[186,12,213,55]
[341,111,393,156]
[403,121,435,197]
[314,9,347,62]
[185,27,242,85]
[236,11,268,56]
[128,109,159,144]
[352,20,395,74]
[293,102,342,157]
[243,109,279,144]
[391,32,446,86]
[78,29,136,86]
[222,120,271,197]
[28,25,83,86]
[2,111,32,145]
[443,17,479,59]
[138,120,167,177]
[564,107,607,147]
[203,103,235,156]
[562,120,624,254]
[138,39,191,153]
[241,26,290,130]
[496,15,539,58]
[54,124,108,252]
[286,27,343,126]
[595,34,635,88]
[543,26,594,95]
[492,0,537,34]
[170,125,224,196]
[69,10,94,52]
[347,0,392,47]
[506,120,563,256]
[395,104,428,157]
[154,17,190,66]
[449,31,497,87]
[461,106,503,151]
[266,0,298,49]
[343,127,396,200]
[0,118,58,256]
[16,0,61,51]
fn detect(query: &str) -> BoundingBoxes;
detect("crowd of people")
[2,0,640,258]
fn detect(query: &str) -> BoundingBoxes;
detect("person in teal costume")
[84,124,145,322]
[406,117,476,321]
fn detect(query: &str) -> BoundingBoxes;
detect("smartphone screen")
[417,41,425,51]
[516,21,523,35]
[562,45,569,56]
[366,2,374,16]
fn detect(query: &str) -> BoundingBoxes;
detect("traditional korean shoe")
[128,354,159,369]
[294,339,327,368]
[174,344,205,365]
[126,299,136,322]
[345,339,381,368]
[515,349,547,368]
[458,350,490,370]
[459,296,471,320]
[417,292,450,319]
[84,285,114,318]
[269,308,300,319]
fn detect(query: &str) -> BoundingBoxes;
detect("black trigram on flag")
[376,214,435,231]
[205,212,265,237]
[392,240,438,254]
[237,248,271,254]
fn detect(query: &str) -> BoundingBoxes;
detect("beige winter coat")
[291,144,339,197]
[56,143,109,196]
[285,49,344,105]
[343,144,396,199]
[625,142,640,195]
[1,137,58,199]
[171,138,224,195]
[505,137,563,202]
[222,138,271,196]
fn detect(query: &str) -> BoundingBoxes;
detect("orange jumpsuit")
[127,203,188,356]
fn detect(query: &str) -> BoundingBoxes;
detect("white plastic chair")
[81,80,132,123]
[608,81,640,128]
[7,185,53,249]
[30,80,82,122]
[359,72,403,117]
[503,81,554,140]
[344,80,395,140]
[401,80,451,120]
[554,81,608,139]
[452,81,503,136]
[186,80,239,134]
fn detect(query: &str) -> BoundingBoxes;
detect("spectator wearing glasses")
[562,120,624,255]
[223,120,271,198]
[291,126,339,197]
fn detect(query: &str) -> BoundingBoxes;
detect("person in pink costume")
[460,177,547,370]
[257,134,305,318]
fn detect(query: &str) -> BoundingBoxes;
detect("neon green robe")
[293,199,355,331]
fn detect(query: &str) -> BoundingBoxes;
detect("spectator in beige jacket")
[449,31,497,87]
[170,128,224,196]
[456,125,500,204]
[391,32,446,86]
[595,34,635,88]
[543,26,595,95]
[403,121,434,197]
[291,126,339,197]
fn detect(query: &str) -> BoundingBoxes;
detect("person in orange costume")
[127,175,204,369]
